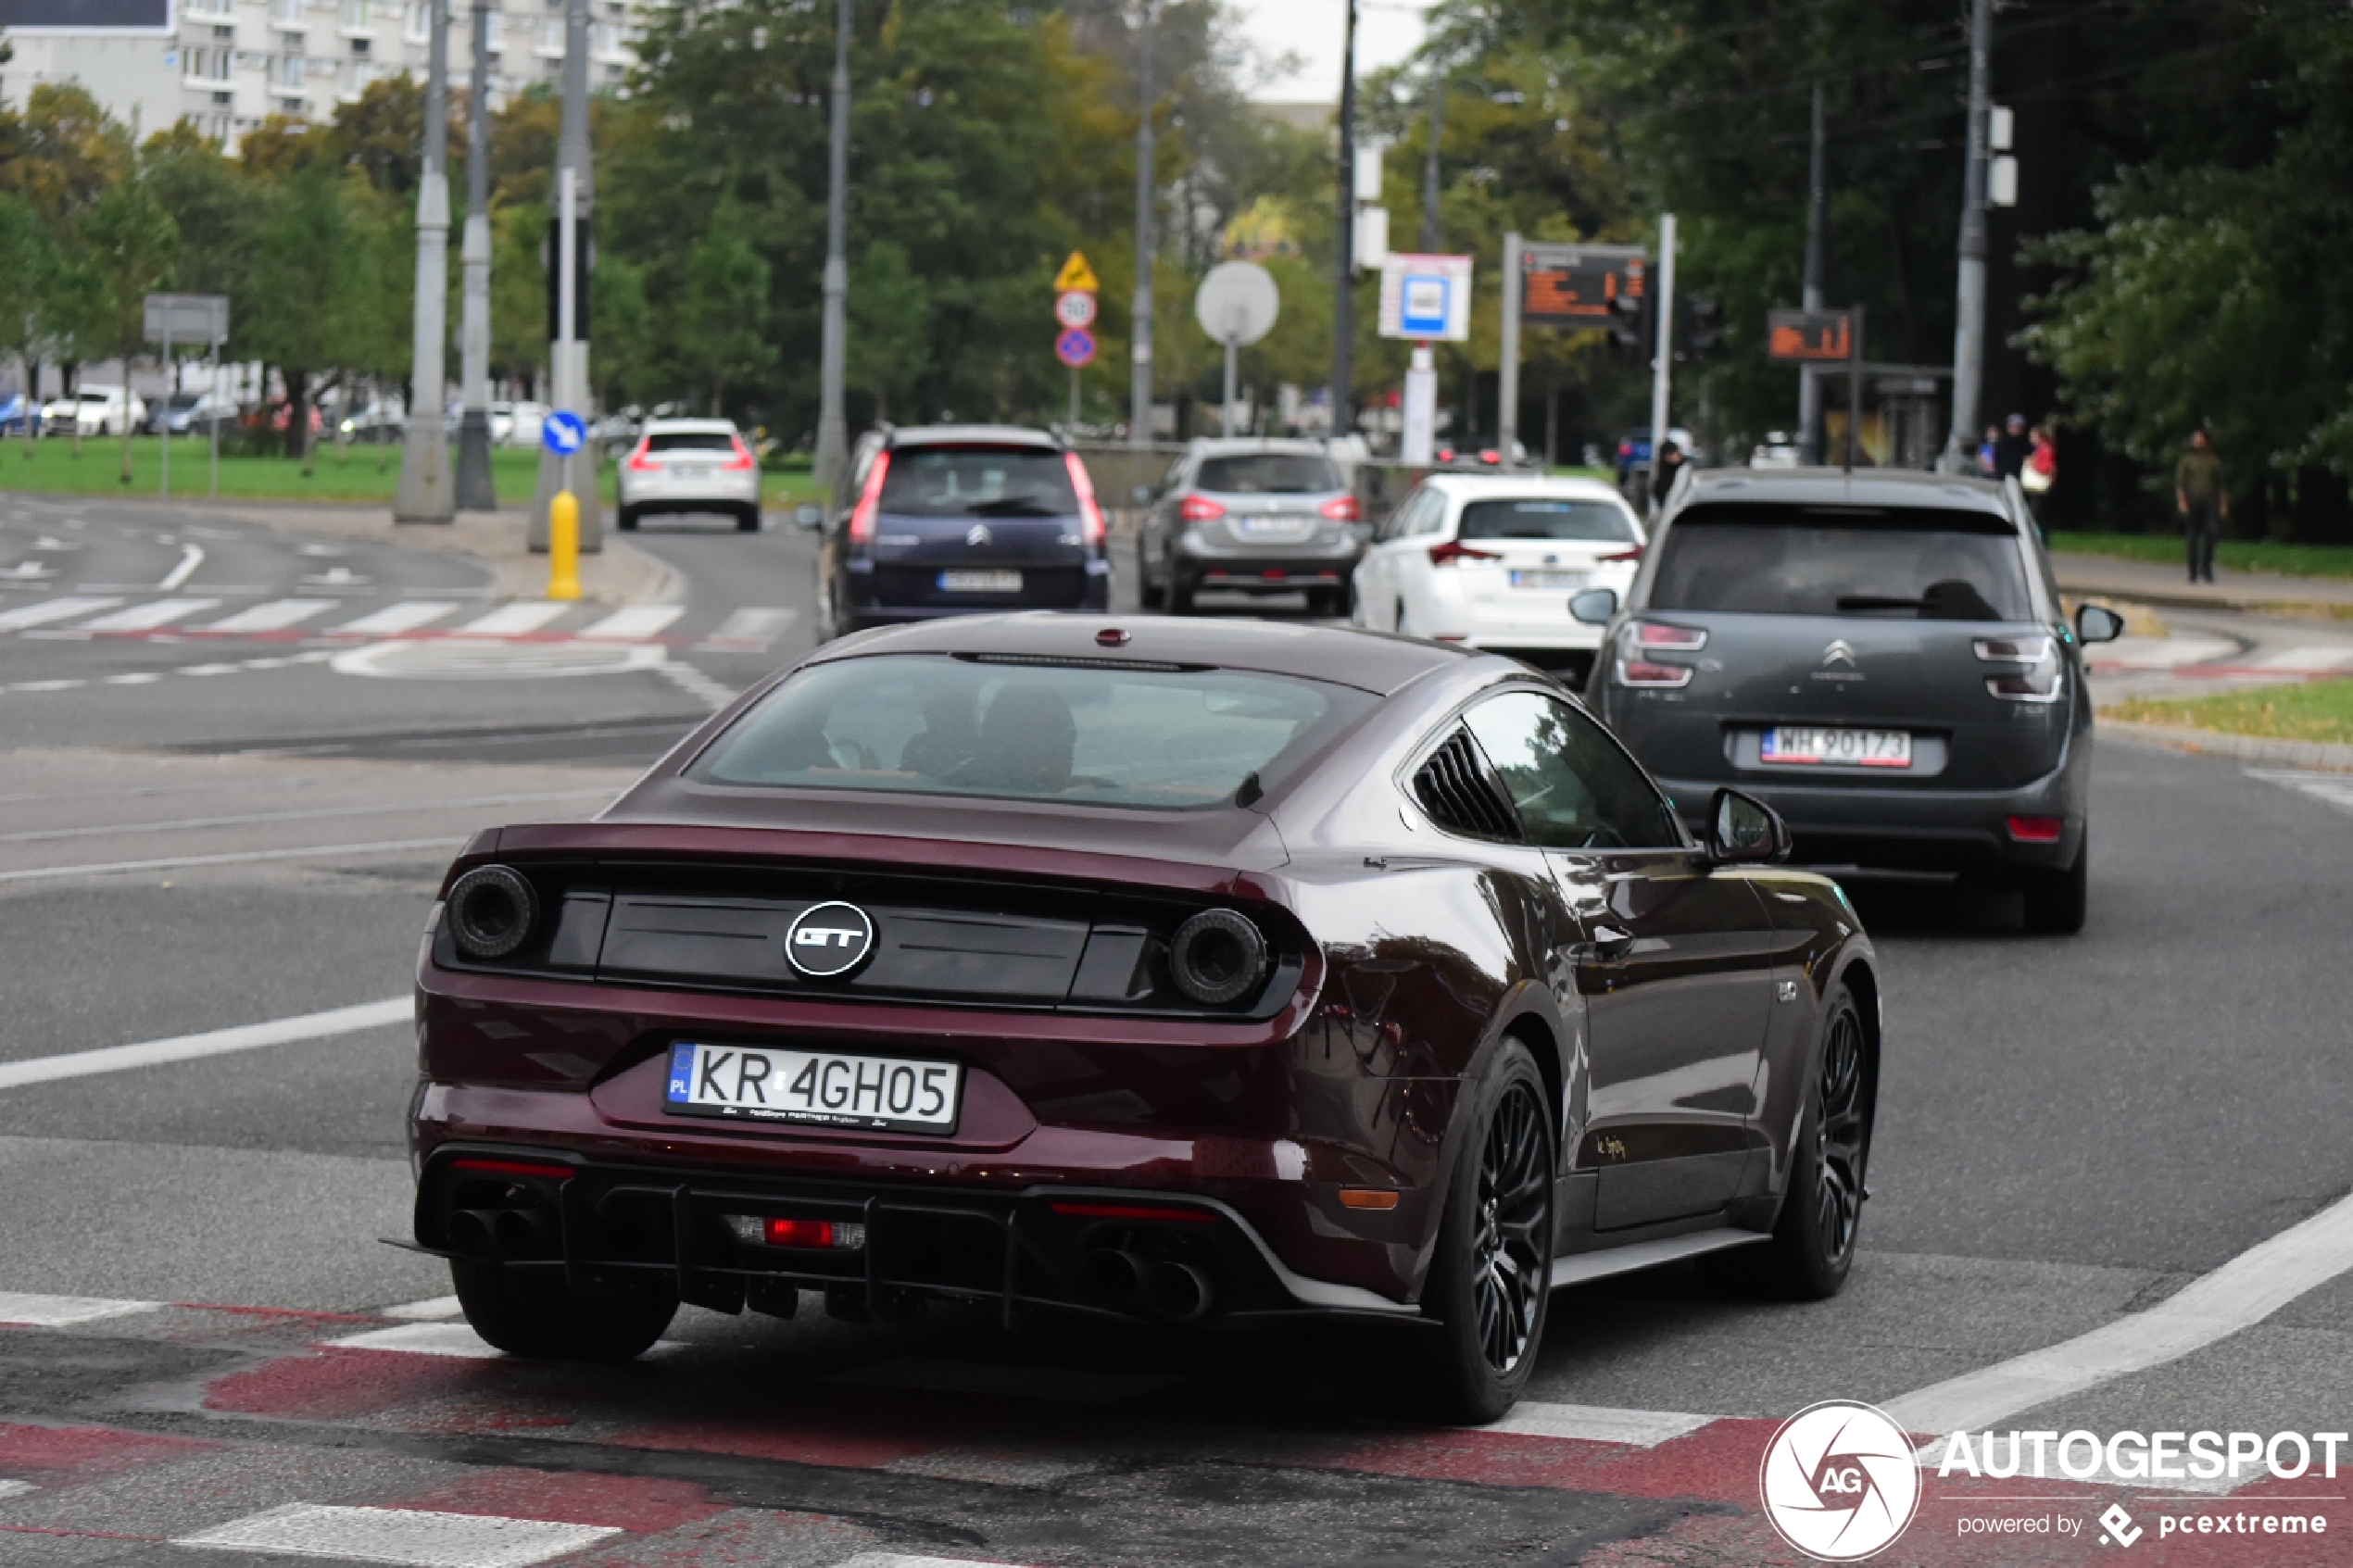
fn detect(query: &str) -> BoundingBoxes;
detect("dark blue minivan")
[812,425,1113,638]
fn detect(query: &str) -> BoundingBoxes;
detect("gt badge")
[785,900,876,978]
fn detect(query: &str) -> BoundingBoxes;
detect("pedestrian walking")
[1993,413,2032,481]
[1651,438,1687,514]
[2021,424,2057,525]
[2175,428,2228,584]
[1976,424,2000,478]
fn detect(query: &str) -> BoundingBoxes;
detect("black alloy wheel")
[1408,1038,1554,1423]
[1753,984,1871,1299]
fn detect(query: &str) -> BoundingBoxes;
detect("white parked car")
[41,385,146,436]
[1351,473,1647,684]
[503,401,550,448]
[616,417,763,532]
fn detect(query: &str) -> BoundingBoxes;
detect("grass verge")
[2051,531,2353,581]
[2107,678,2353,746]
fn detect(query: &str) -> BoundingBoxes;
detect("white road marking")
[2249,768,2353,816]
[577,604,686,640]
[0,837,462,884]
[0,997,409,1091]
[1883,1182,2353,1436]
[455,601,571,637]
[0,1291,159,1326]
[379,1295,464,1321]
[1478,1400,1714,1448]
[0,596,121,631]
[2246,645,2353,672]
[656,659,738,709]
[330,1322,506,1359]
[697,606,796,650]
[175,1503,621,1567]
[0,788,613,846]
[74,597,222,633]
[334,601,461,636]
[0,1478,35,1499]
[157,543,204,591]
[103,672,164,684]
[199,598,338,633]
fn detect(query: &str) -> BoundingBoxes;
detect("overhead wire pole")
[454,0,495,511]
[1128,0,1153,449]
[1942,0,1993,470]
[812,0,851,499]
[1419,65,1442,253]
[1647,212,1677,519]
[1330,0,1358,445]
[528,0,600,549]
[393,0,454,522]
[1799,81,1827,465]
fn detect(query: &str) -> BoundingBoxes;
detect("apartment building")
[4,0,645,144]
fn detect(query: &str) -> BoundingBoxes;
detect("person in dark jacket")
[1651,439,1687,513]
[1993,413,2032,481]
[2175,429,2228,584]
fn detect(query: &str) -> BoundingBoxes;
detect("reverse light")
[1630,620,1707,651]
[1064,451,1106,547]
[725,1214,867,1249]
[625,438,659,472]
[847,450,890,546]
[1427,538,1502,567]
[1981,635,2063,703]
[723,434,757,471]
[2007,815,2065,843]
[1319,494,1362,522]
[1613,658,1694,688]
[1177,493,1226,522]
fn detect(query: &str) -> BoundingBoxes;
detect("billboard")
[0,0,174,31]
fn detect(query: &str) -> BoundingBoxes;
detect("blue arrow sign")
[543,408,587,456]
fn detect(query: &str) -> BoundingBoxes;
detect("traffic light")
[1608,288,1649,354]
[1680,295,1724,359]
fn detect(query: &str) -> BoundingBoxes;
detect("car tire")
[2020,840,2088,935]
[450,1260,677,1361]
[616,506,639,532]
[1745,985,1871,1300]
[1167,574,1195,615]
[1404,1037,1554,1424]
[736,505,761,533]
[1139,546,1165,609]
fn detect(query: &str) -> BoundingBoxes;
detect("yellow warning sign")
[1053,251,1101,294]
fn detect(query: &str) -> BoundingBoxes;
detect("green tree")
[0,192,56,457]
[236,165,350,464]
[847,240,929,425]
[77,171,179,481]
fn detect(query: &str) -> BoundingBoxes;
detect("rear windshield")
[647,430,735,452]
[880,446,1078,518]
[692,653,1375,810]
[1649,505,2032,620]
[1195,454,1340,494]
[1458,498,1637,543]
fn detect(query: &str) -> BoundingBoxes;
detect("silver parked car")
[1137,438,1365,616]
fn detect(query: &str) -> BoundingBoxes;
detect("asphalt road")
[2,494,2350,1566]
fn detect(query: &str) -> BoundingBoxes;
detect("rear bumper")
[618,473,761,509]
[1186,559,1355,593]
[409,1140,1418,1326]
[1657,758,2086,873]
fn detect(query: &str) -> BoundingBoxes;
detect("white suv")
[1351,473,1646,684]
[616,418,763,532]
[41,385,146,436]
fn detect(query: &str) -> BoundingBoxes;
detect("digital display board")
[1520,243,1645,330]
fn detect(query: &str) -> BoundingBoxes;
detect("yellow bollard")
[547,489,582,600]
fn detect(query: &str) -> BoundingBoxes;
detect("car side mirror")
[792,503,824,531]
[1707,787,1790,864]
[2075,603,2124,645]
[1132,485,1153,505]
[1568,588,1619,626]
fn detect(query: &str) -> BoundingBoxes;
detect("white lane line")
[379,1295,464,1321]
[0,788,614,846]
[697,606,796,650]
[0,836,461,884]
[158,543,205,592]
[175,1503,621,1567]
[1884,1183,2353,1436]
[1478,1400,1714,1448]
[333,601,462,636]
[199,598,337,633]
[0,596,121,631]
[456,601,571,637]
[0,1291,160,1326]
[74,598,223,633]
[0,997,409,1092]
[2249,768,2353,816]
[577,604,686,641]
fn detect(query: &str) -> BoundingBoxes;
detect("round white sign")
[1757,1400,1921,1561]
[1193,260,1279,346]
[1055,290,1098,329]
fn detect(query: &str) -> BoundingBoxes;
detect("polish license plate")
[1761,727,1914,768]
[1508,569,1589,589]
[1239,516,1312,536]
[937,570,1023,594]
[664,1042,962,1134]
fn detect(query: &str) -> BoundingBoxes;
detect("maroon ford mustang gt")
[409,613,1880,1420]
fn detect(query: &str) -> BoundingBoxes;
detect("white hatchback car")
[617,417,763,532]
[1351,474,1646,682]
[41,385,146,436]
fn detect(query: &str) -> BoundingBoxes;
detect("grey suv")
[1577,469,2122,933]
[1138,438,1365,615]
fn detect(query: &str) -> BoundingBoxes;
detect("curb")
[2098,719,2353,772]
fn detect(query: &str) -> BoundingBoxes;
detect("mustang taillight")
[444,864,538,960]
[847,451,890,546]
[726,1215,866,1249]
[1177,493,1226,522]
[1064,450,1106,546]
[1630,620,1707,650]
[1978,635,2063,703]
[1428,539,1501,567]
[1319,494,1361,521]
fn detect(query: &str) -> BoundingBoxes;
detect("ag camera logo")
[1759,1400,1922,1561]
[785,900,875,978]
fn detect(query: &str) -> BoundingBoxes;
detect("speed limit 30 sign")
[1055,290,1098,329]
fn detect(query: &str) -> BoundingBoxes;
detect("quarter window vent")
[1414,730,1523,841]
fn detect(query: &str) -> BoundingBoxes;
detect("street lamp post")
[1127,0,1153,450]
[1942,0,1993,470]
[527,0,601,549]
[393,0,454,522]
[812,0,851,498]
[454,0,496,511]
[1330,0,1357,443]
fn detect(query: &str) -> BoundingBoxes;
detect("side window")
[838,443,874,515]
[1161,458,1187,496]
[1461,690,1680,849]
[1411,494,1451,536]
[1378,489,1428,543]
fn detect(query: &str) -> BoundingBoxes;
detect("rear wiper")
[1835,596,1925,612]
[967,496,1063,517]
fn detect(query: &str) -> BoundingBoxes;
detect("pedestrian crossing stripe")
[0,594,799,653]
[74,597,221,633]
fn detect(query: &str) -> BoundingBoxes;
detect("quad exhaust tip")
[1143,1260,1214,1322]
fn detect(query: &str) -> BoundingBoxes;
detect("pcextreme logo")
[1759,1400,1924,1561]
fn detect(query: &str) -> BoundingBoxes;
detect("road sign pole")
[159,318,170,500]
[209,327,220,498]
[1498,231,1521,467]
[1070,367,1080,430]
[1648,213,1677,516]
[1222,339,1239,437]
